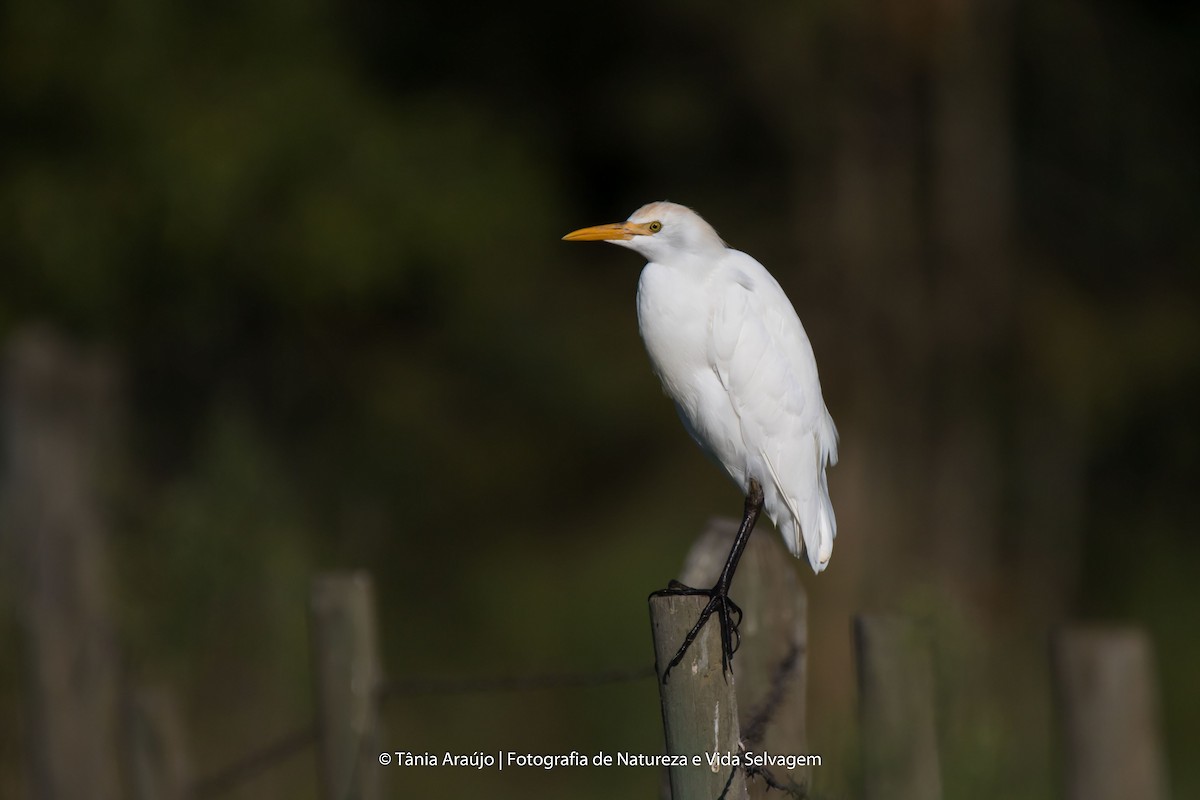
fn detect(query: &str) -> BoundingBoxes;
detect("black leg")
[651,479,765,682]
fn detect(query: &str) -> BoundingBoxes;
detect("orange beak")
[562,221,655,241]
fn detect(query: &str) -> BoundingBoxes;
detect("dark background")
[1,0,1197,797]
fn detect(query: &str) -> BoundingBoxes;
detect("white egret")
[563,201,839,678]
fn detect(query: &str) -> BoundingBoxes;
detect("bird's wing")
[708,252,837,571]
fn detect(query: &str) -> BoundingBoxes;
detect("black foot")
[650,581,743,682]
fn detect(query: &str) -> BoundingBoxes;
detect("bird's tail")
[809,408,839,572]
[809,465,837,573]
[769,407,838,573]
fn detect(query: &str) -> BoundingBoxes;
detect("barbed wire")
[188,662,657,796]
[379,663,657,697]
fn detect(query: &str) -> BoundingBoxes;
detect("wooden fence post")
[2,328,124,800]
[678,518,809,797]
[309,572,383,800]
[1052,626,1169,800]
[649,592,747,800]
[854,615,942,800]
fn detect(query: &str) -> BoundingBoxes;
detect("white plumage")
[564,201,839,573]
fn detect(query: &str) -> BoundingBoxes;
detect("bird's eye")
[647,221,663,233]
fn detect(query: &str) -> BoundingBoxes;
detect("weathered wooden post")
[650,516,813,800]
[2,328,124,800]
[649,590,747,800]
[309,572,383,800]
[854,615,942,800]
[1052,626,1169,800]
[678,518,809,798]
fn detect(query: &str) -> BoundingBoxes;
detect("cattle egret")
[563,201,839,679]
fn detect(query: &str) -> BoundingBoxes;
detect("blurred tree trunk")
[809,0,1078,612]
[927,0,1085,620]
[926,0,1015,599]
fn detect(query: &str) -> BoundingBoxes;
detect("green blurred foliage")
[1,0,1198,797]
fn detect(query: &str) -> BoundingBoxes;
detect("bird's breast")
[635,262,713,398]
[634,260,754,492]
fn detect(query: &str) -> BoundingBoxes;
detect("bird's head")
[562,201,726,263]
